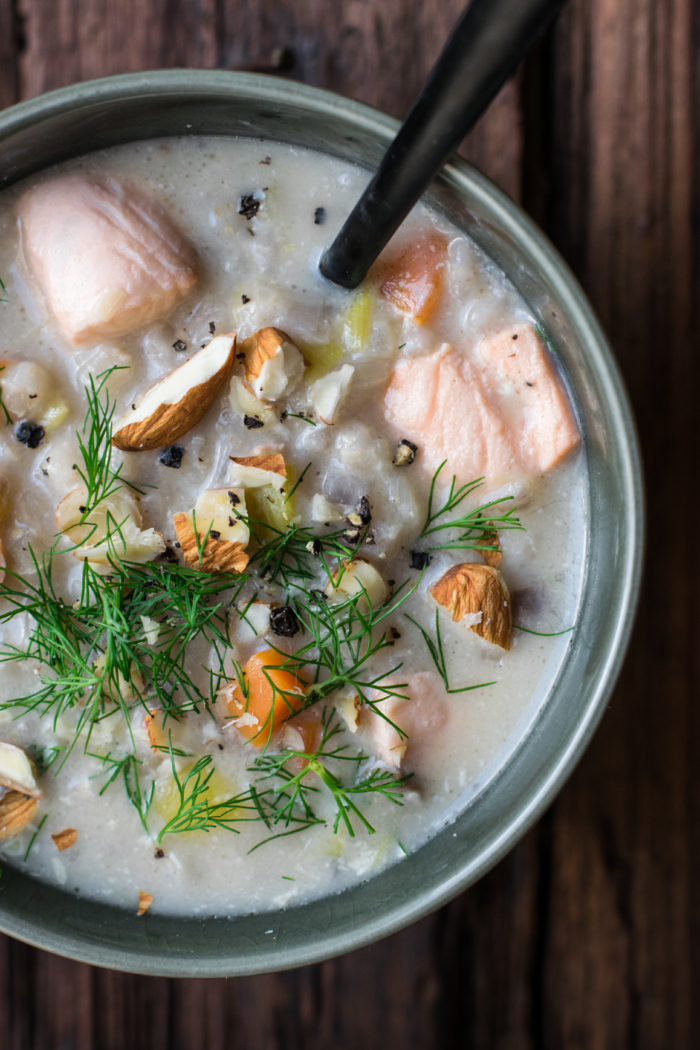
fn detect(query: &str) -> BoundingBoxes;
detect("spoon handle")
[320,0,565,289]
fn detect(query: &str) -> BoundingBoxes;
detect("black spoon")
[320,0,566,289]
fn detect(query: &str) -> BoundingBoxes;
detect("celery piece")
[301,341,345,385]
[246,477,292,532]
[342,287,373,353]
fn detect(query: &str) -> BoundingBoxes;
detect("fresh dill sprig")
[156,735,268,842]
[90,751,154,833]
[0,366,252,762]
[284,461,312,504]
[23,813,48,861]
[284,412,317,427]
[0,366,13,426]
[534,322,557,355]
[405,609,496,694]
[418,461,523,553]
[251,708,408,845]
[0,276,7,305]
[74,367,131,519]
[242,517,370,597]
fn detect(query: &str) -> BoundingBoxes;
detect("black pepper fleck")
[28,393,37,399]
[239,195,260,219]
[155,848,165,859]
[410,551,431,570]
[390,627,401,640]
[269,606,300,637]
[244,415,264,430]
[310,589,327,604]
[314,207,326,225]
[172,339,187,352]
[526,381,534,387]
[16,421,45,449]
[227,491,240,506]
[260,156,272,165]
[209,530,221,541]
[78,505,86,513]
[159,446,185,469]
[209,321,216,334]
[241,294,251,304]
[158,545,179,564]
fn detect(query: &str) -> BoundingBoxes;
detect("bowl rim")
[0,69,644,975]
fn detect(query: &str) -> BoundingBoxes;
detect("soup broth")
[0,137,586,916]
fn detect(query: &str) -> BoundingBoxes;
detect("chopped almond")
[137,890,153,916]
[0,741,42,797]
[112,333,235,451]
[173,512,249,574]
[309,364,354,424]
[228,454,287,490]
[51,828,77,852]
[55,485,165,568]
[0,791,38,840]
[478,523,502,568]
[326,558,388,610]
[237,327,305,401]
[430,562,512,650]
[334,685,361,733]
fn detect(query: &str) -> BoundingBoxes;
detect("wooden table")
[0,0,686,1045]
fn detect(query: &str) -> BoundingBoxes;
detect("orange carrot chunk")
[219,649,307,748]
[379,232,448,325]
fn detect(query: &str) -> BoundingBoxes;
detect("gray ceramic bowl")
[0,70,643,976]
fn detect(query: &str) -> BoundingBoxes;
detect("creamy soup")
[0,137,586,916]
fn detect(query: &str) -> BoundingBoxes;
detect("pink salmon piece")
[19,174,199,347]
[384,325,579,482]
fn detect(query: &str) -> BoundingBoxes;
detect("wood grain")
[0,0,693,1043]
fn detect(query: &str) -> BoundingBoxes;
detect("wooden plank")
[528,0,696,1043]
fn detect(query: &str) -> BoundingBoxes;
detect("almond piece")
[326,558,388,610]
[238,327,305,401]
[228,454,287,491]
[478,523,502,568]
[430,562,512,650]
[0,741,42,797]
[0,791,38,840]
[309,364,355,424]
[56,485,165,568]
[334,684,361,733]
[51,828,77,852]
[112,333,235,451]
[173,512,250,574]
[137,890,153,916]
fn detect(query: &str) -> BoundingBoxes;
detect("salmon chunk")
[362,672,449,769]
[19,175,199,347]
[384,325,580,482]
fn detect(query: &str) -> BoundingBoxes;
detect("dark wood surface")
[0,0,689,1045]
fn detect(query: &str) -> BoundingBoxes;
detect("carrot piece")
[220,649,307,748]
[379,232,448,325]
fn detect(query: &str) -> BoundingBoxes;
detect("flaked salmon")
[19,175,199,347]
[384,324,580,482]
[362,671,449,769]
